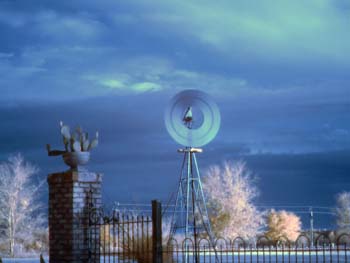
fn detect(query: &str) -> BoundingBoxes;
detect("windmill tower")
[164,90,221,257]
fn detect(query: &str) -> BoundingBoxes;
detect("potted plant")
[47,121,99,170]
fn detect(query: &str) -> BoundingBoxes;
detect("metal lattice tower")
[169,147,214,242]
[164,90,221,259]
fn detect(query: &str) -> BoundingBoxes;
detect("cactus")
[64,124,98,152]
[63,136,69,151]
[88,131,99,151]
[47,122,99,156]
[83,139,90,151]
[88,139,98,150]
[73,141,82,152]
[79,132,87,149]
[69,138,74,152]
[60,121,71,139]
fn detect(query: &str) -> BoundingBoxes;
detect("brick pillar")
[48,170,102,263]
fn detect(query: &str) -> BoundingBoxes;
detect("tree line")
[0,155,349,257]
[202,161,350,244]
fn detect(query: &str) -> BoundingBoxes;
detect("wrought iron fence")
[87,200,350,263]
[88,208,153,263]
[164,235,350,263]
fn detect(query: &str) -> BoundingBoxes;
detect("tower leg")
[169,154,187,239]
[169,148,217,262]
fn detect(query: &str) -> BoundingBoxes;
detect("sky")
[0,0,349,229]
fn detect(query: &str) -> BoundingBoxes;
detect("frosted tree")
[265,210,301,243]
[0,154,46,257]
[203,161,264,240]
[335,192,350,233]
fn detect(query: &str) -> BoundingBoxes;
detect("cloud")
[0,8,28,27]
[33,10,105,42]
[133,0,350,65]
[0,43,348,107]
[131,82,162,93]
[97,77,162,93]
[0,52,13,59]
[0,0,348,107]
[2,0,350,66]
[100,79,125,89]
[80,55,250,97]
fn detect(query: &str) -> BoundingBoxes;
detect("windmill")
[164,90,221,260]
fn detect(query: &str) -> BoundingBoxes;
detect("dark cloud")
[1,0,350,101]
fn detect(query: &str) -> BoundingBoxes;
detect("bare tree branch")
[0,154,46,257]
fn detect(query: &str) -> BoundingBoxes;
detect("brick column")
[48,170,102,263]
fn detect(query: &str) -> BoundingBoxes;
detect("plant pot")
[62,152,90,169]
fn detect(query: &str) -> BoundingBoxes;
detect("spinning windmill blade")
[164,89,220,147]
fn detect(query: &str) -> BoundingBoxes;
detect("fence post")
[152,200,163,263]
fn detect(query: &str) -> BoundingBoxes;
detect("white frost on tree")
[265,210,301,243]
[0,154,46,257]
[335,192,350,233]
[203,161,264,240]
